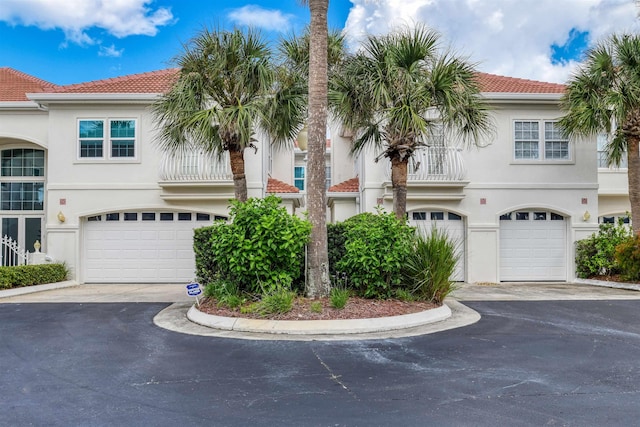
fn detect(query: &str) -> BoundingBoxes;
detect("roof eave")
[26,93,162,104]
[0,101,43,110]
[481,92,563,104]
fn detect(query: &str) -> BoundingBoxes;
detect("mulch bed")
[198,296,438,321]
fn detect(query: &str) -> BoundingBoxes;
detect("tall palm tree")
[329,24,493,219]
[559,34,640,235]
[152,27,273,202]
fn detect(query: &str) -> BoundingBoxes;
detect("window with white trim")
[78,119,137,160]
[514,120,569,161]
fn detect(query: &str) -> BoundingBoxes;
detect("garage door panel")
[410,212,465,282]
[84,212,210,283]
[500,211,566,281]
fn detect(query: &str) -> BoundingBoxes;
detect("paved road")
[2,299,640,426]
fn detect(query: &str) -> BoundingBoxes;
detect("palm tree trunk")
[306,0,331,298]
[627,135,640,235]
[391,157,409,220]
[229,148,248,202]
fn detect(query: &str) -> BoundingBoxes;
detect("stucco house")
[1,66,626,284]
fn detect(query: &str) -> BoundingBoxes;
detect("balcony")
[158,151,234,200]
[384,146,468,201]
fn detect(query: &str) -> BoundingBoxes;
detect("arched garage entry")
[409,209,465,281]
[83,210,226,283]
[499,209,568,281]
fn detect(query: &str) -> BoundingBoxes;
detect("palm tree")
[152,27,273,202]
[559,34,640,235]
[329,24,493,219]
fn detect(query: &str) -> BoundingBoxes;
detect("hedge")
[0,263,68,290]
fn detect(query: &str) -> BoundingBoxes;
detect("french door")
[1,215,42,252]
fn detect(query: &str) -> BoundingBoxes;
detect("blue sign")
[186,282,202,297]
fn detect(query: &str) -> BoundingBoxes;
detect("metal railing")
[1,235,29,266]
[159,151,232,182]
[386,146,466,181]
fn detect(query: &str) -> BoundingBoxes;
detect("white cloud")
[343,0,640,83]
[0,0,174,45]
[99,44,124,58]
[227,5,293,32]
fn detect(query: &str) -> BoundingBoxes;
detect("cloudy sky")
[0,0,638,86]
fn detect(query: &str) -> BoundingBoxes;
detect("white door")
[410,211,465,281]
[500,211,567,281]
[83,211,216,283]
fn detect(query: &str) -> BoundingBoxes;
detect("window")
[79,120,104,158]
[110,120,136,158]
[124,213,138,221]
[412,212,427,221]
[0,182,44,210]
[1,149,45,177]
[430,212,444,220]
[0,149,46,212]
[178,213,192,221]
[597,134,627,168]
[325,166,332,190]
[294,166,305,191]
[78,119,136,160]
[514,121,569,161]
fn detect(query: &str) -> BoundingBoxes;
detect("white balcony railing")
[159,151,232,182]
[387,146,466,181]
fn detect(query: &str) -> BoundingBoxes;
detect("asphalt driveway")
[2,299,640,426]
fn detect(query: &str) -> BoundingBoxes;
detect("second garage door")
[84,211,218,283]
[410,210,465,281]
[500,210,567,281]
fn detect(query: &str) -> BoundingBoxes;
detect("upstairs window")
[514,120,569,161]
[78,119,137,160]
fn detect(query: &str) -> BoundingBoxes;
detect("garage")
[83,211,220,283]
[409,210,465,281]
[500,210,567,281]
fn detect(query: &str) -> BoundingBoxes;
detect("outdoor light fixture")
[582,211,591,222]
[57,211,66,223]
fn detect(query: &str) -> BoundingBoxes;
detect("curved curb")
[186,303,452,335]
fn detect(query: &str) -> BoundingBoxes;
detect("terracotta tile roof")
[51,68,179,94]
[328,177,359,193]
[267,177,300,193]
[0,67,59,101]
[476,72,565,94]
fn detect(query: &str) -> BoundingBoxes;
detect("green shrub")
[0,263,68,290]
[327,222,348,277]
[205,195,311,294]
[575,221,632,278]
[401,229,458,304]
[194,224,222,286]
[309,301,323,313]
[254,289,296,317]
[329,286,350,309]
[615,235,640,281]
[204,277,246,309]
[336,210,415,298]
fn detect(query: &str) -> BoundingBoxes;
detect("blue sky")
[1,0,638,85]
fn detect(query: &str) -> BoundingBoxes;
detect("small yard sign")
[186,282,202,306]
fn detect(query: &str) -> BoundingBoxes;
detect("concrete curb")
[574,278,640,292]
[186,303,452,335]
[0,280,79,299]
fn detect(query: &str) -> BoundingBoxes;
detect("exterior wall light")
[57,211,66,223]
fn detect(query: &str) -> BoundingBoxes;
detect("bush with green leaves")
[336,210,415,298]
[327,222,348,277]
[0,263,68,289]
[401,228,458,304]
[194,224,221,286]
[208,195,311,294]
[615,234,640,281]
[575,221,632,278]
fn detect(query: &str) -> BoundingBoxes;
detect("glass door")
[1,216,42,251]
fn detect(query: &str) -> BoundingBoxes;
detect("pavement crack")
[312,348,358,400]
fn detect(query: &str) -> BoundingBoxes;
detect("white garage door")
[500,211,566,281]
[410,211,465,281]
[84,211,218,283]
